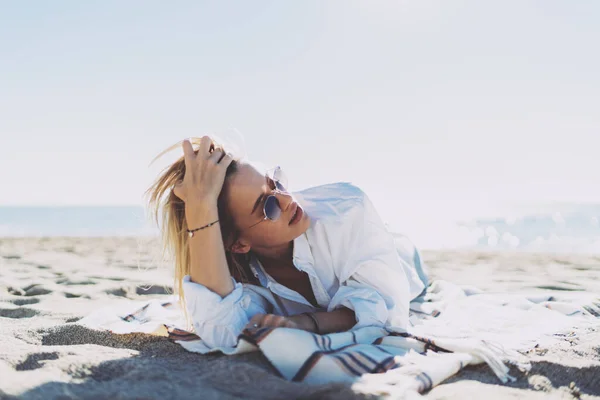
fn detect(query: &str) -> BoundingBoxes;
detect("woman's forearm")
[186,203,234,297]
[292,307,356,334]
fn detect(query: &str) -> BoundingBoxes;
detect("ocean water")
[0,207,157,238]
[1,204,599,254]
[455,203,600,254]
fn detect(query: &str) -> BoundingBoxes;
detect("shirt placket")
[294,259,330,309]
[250,256,314,309]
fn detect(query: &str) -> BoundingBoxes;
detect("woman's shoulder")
[293,182,368,221]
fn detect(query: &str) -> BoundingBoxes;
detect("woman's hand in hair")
[173,136,234,207]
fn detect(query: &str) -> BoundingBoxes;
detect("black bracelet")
[303,312,320,334]
[187,219,219,238]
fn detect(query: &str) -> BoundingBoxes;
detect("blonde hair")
[145,138,258,326]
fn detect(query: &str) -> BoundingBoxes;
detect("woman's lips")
[289,203,303,225]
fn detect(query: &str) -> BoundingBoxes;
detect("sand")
[0,237,599,399]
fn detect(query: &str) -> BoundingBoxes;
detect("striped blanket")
[79,280,599,398]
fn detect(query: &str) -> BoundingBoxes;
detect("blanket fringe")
[419,336,531,383]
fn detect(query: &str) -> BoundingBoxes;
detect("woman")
[147,136,428,349]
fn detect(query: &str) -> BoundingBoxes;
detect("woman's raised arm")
[173,136,235,297]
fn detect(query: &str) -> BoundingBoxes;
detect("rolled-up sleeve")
[345,264,411,330]
[182,276,271,348]
[328,279,390,328]
[331,191,419,331]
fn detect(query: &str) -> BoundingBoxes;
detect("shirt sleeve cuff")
[182,275,253,348]
[182,276,251,322]
[328,284,390,329]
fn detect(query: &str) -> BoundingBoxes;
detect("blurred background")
[1,1,598,253]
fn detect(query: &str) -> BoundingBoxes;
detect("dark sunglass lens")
[264,196,281,220]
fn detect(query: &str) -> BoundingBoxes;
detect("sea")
[1,204,599,254]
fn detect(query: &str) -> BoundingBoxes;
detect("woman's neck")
[253,241,294,271]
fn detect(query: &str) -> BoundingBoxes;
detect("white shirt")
[183,182,427,349]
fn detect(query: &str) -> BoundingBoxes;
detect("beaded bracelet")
[187,219,220,238]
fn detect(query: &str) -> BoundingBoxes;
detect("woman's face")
[225,162,311,254]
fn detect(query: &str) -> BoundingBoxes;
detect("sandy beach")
[1,237,599,399]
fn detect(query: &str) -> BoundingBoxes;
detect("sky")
[1,0,599,231]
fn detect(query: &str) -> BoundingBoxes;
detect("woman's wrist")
[290,314,318,333]
[185,202,219,227]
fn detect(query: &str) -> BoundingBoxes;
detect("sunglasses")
[245,166,289,230]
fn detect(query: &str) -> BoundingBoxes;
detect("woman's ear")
[230,239,251,254]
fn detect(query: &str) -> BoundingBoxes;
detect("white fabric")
[182,182,426,349]
[408,281,600,352]
[78,282,600,397]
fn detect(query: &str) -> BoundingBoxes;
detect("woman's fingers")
[245,313,266,330]
[181,139,196,171]
[265,314,288,327]
[176,139,195,202]
[208,146,225,163]
[219,152,234,168]
[198,136,214,158]
[175,136,235,204]
[244,314,290,330]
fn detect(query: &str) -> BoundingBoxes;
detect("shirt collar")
[292,232,315,273]
[249,231,315,277]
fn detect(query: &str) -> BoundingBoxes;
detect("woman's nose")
[275,191,294,211]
